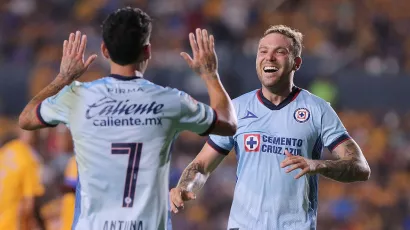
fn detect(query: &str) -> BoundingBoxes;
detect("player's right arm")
[170,134,233,213]
[180,28,237,136]
[19,31,96,130]
[170,143,227,213]
[281,101,370,182]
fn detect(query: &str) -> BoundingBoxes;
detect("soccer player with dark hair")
[19,7,237,230]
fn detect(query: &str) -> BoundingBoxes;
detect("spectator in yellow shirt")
[0,128,44,230]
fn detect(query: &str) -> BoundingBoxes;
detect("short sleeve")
[321,102,351,151]
[38,83,76,126]
[175,91,217,136]
[64,157,78,189]
[207,135,234,155]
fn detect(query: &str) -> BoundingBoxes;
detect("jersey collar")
[256,86,301,110]
[109,71,143,81]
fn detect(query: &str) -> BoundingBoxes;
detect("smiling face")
[256,32,302,91]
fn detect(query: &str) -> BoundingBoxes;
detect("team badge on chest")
[244,134,260,152]
[294,108,310,123]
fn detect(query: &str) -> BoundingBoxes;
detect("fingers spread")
[67,33,75,55]
[209,35,215,51]
[72,31,81,54]
[286,162,304,173]
[84,54,98,69]
[78,34,87,56]
[295,168,310,179]
[202,29,210,52]
[63,40,68,56]
[180,52,193,67]
[281,158,300,168]
[196,28,204,54]
[188,33,198,58]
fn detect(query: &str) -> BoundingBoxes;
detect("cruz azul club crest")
[294,108,310,123]
[244,134,260,152]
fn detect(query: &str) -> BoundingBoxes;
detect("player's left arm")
[282,139,370,183]
[281,102,370,182]
[19,75,70,130]
[316,138,370,182]
[19,31,96,130]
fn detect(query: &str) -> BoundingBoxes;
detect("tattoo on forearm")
[177,161,208,192]
[20,76,68,128]
[319,142,370,182]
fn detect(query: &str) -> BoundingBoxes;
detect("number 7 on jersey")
[111,143,143,208]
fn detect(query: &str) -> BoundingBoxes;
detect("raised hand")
[59,31,97,84]
[181,28,218,78]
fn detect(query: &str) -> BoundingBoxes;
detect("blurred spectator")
[0,123,45,230]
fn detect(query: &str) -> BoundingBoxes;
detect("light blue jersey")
[37,74,216,230]
[208,86,350,230]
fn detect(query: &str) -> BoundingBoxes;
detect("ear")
[101,42,110,59]
[142,44,151,61]
[293,56,302,71]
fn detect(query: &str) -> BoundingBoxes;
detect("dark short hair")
[102,7,152,65]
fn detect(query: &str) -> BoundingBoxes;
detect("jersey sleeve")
[207,135,234,155]
[174,91,217,136]
[37,83,76,126]
[320,102,351,151]
[64,157,78,189]
[207,98,238,155]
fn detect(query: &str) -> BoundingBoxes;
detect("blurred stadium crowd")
[1,0,410,229]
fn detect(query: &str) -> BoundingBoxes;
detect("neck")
[261,83,294,105]
[110,61,146,77]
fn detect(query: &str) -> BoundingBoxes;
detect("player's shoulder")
[232,89,259,104]
[71,78,107,90]
[230,89,259,112]
[48,80,91,97]
[154,86,198,101]
[154,85,183,95]
[298,88,332,108]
